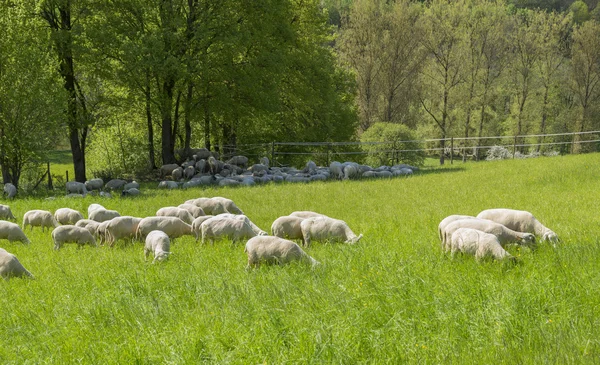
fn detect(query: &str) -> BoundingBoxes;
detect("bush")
[485,146,512,160]
[360,123,424,167]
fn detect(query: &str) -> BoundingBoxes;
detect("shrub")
[360,123,424,167]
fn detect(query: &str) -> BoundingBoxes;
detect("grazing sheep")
[289,211,328,219]
[329,161,344,180]
[0,205,16,220]
[158,180,179,189]
[214,214,267,236]
[245,236,319,269]
[54,208,84,225]
[0,248,34,280]
[172,167,184,180]
[177,204,205,218]
[212,197,243,214]
[144,230,171,263]
[191,198,227,215]
[343,164,359,180]
[271,215,305,241]
[156,207,194,224]
[96,219,113,245]
[105,216,143,246]
[438,215,476,243]
[300,217,362,247]
[89,208,120,223]
[200,217,256,244]
[66,181,87,195]
[136,216,194,239]
[160,163,180,177]
[87,204,106,217]
[191,215,215,241]
[105,179,127,190]
[448,228,515,261]
[476,208,559,244]
[23,210,59,232]
[85,178,104,191]
[51,225,97,250]
[75,219,101,237]
[0,221,30,244]
[3,183,17,198]
[443,218,536,250]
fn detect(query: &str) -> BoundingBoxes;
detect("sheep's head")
[519,233,536,249]
[345,233,363,244]
[155,251,171,262]
[542,231,559,245]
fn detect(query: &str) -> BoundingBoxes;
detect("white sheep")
[105,179,127,190]
[289,211,328,219]
[123,181,140,190]
[476,208,559,244]
[0,221,30,244]
[211,197,244,214]
[215,213,267,236]
[144,230,171,263]
[245,236,319,269]
[105,216,143,246]
[448,228,515,261]
[52,225,97,249]
[96,219,113,245]
[121,188,141,196]
[0,248,34,280]
[172,167,184,180]
[271,215,305,241]
[300,217,362,247]
[177,203,205,218]
[3,183,17,199]
[158,180,179,189]
[136,216,194,239]
[66,181,87,195]
[85,178,104,191]
[75,219,101,237]
[191,215,215,241]
[23,210,59,232]
[329,161,344,180]
[190,198,228,215]
[87,204,106,217]
[184,166,195,179]
[438,215,476,244]
[443,218,536,250]
[156,207,194,224]
[160,163,180,177]
[89,208,121,223]
[0,204,16,220]
[54,208,84,225]
[200,217,256,244]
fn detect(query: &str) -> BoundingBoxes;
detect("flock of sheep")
[438,209,559,262]
[0,196,364,280]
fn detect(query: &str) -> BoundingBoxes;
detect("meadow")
[1,153,599,364]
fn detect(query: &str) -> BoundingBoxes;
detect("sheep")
[0,248,34,280]
[259,157,269,168]
[245,236,319,269]
[443,218,536,250]
[448,228,515,262]
[105,216,143,246]
[329,161,344,180]
[89,208,120,223]
[96,219,113,245]
[0,205,16,220]
[66,181,87,195]
[85,178,104,191]
[289,211,328,219]
[121,188,141,196]
[0,221,30,244]
[476,208,559,244]
[51,225,97,250]
[23,210,59,232]
[54,208,84,225]
[105,179,127,190]
[438,215,477,243]
[87,204,106,217]
[227,155,249,168]
[182,166,194,179]
[3,183,17,199]
[190,198,228,215]
[99,191,112,198]
[144,230,171,263]
[271,215,306,241]
[191,215,215,241]
[136,216,194,239]
[300,217,362,247]
[177,204,205,218]
[75,219,101,237]
[123,181,140,190]
[172,167,184,180]
[214,213,267,236]
[156,207,194,224]
[200,217,257,244]
[160,163,180,177]
[343,164,359,180]
[158,180,179,189]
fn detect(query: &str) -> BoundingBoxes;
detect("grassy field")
[1,153,599,363]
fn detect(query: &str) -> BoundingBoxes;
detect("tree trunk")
[161,78,176,165]
[145,72,156,170]
[537,85,549,152]
[184,82,193,154]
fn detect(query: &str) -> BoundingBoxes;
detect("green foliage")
[360,122,424,167]
[569,0,591,23]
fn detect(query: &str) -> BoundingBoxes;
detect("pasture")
[1,153,599,363]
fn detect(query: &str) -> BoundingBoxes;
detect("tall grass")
[1,153,599,363]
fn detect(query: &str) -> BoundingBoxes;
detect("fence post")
[271,142,275,166]
[326,143,331,167]
[47,162,53,190]
[513,135,517,158]
[66,170,69,182]
[450,137,454,165]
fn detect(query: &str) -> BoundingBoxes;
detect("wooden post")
[513,135,517,158]
[47,162,53,190]
[270,142,275,166]
[326,143,331,166]
[66,170,69,182]
[450,137,454,164]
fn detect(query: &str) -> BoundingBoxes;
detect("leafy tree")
[360,122,424,167]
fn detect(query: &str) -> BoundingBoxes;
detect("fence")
[214,130,600,166]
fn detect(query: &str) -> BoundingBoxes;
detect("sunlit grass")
[1,153,599,363]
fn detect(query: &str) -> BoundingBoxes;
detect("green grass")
[1,153,600,363]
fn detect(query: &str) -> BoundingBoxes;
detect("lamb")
[200,217,257,244]
[54,208,84,225]
[3,183,17,198]
[476,208,559,244]
[136,216,194,239]
[214,213,267,236]
[245,236,320,269]
[0,248,34,280]
[191,215,215,241]
[105,216,143,246]
[89,207,120,222]
[0,204,16,220]
[144,230,171,263]
[289,211,328,219]
[87,204,106,217]
[448,228,515,261]
[177,204,205,218]
[443,218,536,250]
[156,207,194,224]
[51,225,97,249]
[438,215,476,243]
[300,217,362,247]
[271,215,306,241]
[75,219,101,237]
[0,221,30,244]
[66,181,87,195]
[85,178,104,191]
[23,210,59,232]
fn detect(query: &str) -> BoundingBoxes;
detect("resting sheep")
[0,248,34,280]
[23,210,59,232]
[245,236,319,269]
[144,230,171,263]
[443,218,536,250]
[0,221,30,244]
[200,217,257,244]
[448,228,515,262]
[476,208,559,244]
[105,216,143,246]
[271,215,306,241]
[158,181,179,189]
[54,208,84,225]
[300,217,362,247]
[0,205,16,220]
[160,163,180,178]
[156,207,194,224]
[51,225,97,250]
[177,204,205,218]
[136,216,194,239]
